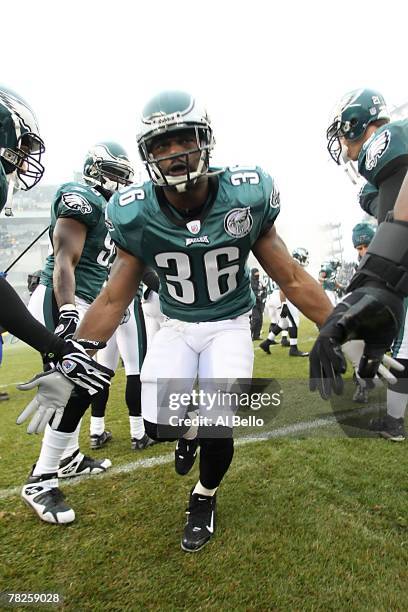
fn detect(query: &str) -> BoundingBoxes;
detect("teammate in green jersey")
[24,90,334,550]
[311,88,408,440]
[21,142,134,525]
[0,86,112,429]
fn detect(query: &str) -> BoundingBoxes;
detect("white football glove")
[16,369,74,434]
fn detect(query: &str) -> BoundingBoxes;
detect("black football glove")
[54,338,114,396]
[54,305,80,340]
[309,285,404,400]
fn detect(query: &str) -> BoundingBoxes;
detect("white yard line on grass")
[0,382,24,389]
[0,405,380,501]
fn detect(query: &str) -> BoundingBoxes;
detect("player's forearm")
[282,272,333,326]
[394,171,408,222]
[74,285,129,343]
[0,277,65,356]
[53,257,76,307]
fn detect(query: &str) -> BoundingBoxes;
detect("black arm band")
[348,220,408,296]
[0,277,66,357]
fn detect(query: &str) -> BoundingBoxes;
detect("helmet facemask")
[83,143,134,195]
[1,131,45,190]
[139,125,213,193]
[326,118,360,165]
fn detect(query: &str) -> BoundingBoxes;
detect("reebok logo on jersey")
[224,207,253,238]
[365,130,390,171]
[185,235,210,246]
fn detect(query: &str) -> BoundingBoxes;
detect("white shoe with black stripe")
[21,470,75,524]
[58,448,111,478]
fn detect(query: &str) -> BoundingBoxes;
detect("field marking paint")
[0,405,380,501]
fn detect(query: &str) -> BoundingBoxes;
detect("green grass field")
[0,320,407,611]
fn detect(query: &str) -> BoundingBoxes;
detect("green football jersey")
[358,119,408,187]
[358,181,378,218]
[41,182,114,303]
[0,162,8,214]
[322,278,336,291]
[107,166,280,322]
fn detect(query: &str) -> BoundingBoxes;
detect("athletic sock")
[193,481,217,497]
[129,416,145,439]
[90,416,105,437]
[33,425,74,476]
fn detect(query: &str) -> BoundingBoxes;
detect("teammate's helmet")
[136,90,215,192]
[0,85,45,191]
[83,142,134,194]
[327,89,389,164]
[292,247,309,267]
[352,222,376,248]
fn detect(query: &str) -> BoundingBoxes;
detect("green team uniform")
[358,119,408,360]
[107,166,280,323]
[358,181,379,218]
[0,163,8,213]
[41,182,114,303]
[358,119,408,186]
[322,278,336,291]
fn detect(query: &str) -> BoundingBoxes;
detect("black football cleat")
[90,430,113,450]
[289,346,309,357]
[22,470,75,524]
[259,339,277,354]
[175,438,199,475]
[181,490,216,552]
[58,449,111,478]
[131,434,157,450]
[281,337,290,347]
[370,414,406,442]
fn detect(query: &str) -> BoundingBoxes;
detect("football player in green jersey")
[21,142,134,525]
[0,86,112,429]
[45,89,332,552]
[311,88,408,440]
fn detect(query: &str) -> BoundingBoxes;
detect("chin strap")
[4,175,15,217]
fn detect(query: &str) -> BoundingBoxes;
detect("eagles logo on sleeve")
[61,192,92,214]
[224,207,253,238]
[269,182,280,209]
[365,130,391,171]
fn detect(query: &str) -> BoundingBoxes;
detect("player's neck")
[162,178,209,212]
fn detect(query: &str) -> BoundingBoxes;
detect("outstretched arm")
[394,170,408,221]
[252,226,332,326]
[74,246,145,344]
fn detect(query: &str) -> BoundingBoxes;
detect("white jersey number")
[96,234,116,267]
[155,247,240,304]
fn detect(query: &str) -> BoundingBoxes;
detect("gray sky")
[2,0,407,266]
